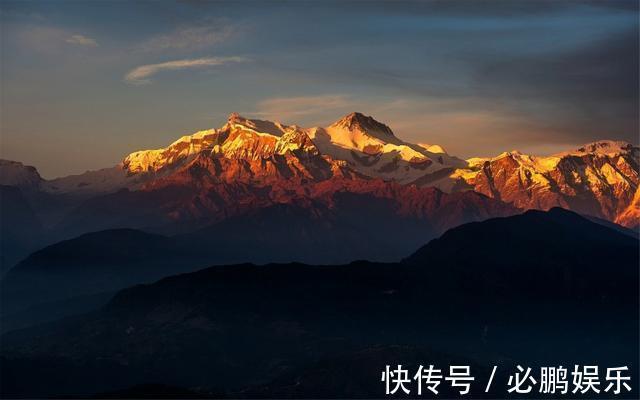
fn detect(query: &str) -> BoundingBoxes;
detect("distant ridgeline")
[0,112,637,274]
[0,208,638,398]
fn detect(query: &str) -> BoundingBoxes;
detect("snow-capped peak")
[329,112,395,137]
[558,140,636,157]
[304,113,467,186]
[225,112,289,137]
[122,113,326,173]
[315,112,404,152]
[417,143,447,154]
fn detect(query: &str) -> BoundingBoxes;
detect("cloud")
[469,28,639,144]
[12,26,98,54]
[124,56,248,84]
[139,22,235,52]
[65,34,98,47]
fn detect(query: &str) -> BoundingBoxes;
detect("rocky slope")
[1,112,637,228]
[118,112,638,226]
[451,141,639,224]
[122,112,467,184]
[616,186,640,229]
[306,112,467,185]
[120,113,636,221]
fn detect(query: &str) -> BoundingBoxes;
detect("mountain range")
[1,112,638,304]
[1,112,637,271]
[3,112,637,223]
[1,110,637,396]
[1,208,637,398]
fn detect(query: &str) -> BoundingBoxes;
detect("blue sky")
[1,0,638,178]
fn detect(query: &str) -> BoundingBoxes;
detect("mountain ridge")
[0,112,637,228]
[2,208,637,398]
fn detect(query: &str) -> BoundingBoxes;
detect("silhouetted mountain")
[584,214,639,238]
[0,180,98,271]
[0,185,44,273]
[1,209,636,398]
[1,191,515,316]
[405,207,639,299]
[1,229,175,314]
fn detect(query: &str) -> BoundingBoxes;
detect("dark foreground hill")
[1,192,514,315]
[405,207,639,299]
[1,208,637,398]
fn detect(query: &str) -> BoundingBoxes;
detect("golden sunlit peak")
[227,112,247,123]
[331,112,395,137]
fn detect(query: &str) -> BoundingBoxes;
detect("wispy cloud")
[138,22,235,52]
[12,25,99,54]
[124,56,248,85]
[65,34,98,47]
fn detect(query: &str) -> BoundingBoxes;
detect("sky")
[0,0,638,178]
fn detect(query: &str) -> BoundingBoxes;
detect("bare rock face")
[117,111,638,227]
[616,186,640,230]
[122,113,327,176]
[459,141,639,226]
[3,112,637,229]
[329,111,396,138]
